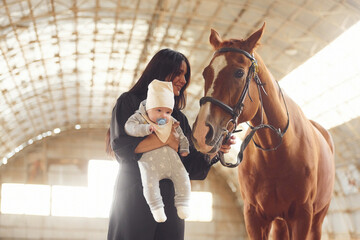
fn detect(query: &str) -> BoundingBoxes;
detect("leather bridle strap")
[216,47,256,62]
[200,96,237,118]
[199,47,290,168]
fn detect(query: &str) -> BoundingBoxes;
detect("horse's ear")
[209,29,222,49]
[245,22,266,51]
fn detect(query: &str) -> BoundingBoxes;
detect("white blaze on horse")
[192,23,335,239]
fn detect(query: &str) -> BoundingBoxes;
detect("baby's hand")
[180,152,189,157]
[149,125,156,133]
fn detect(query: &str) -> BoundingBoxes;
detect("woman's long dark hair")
[106,48,191,156]
[129,48,191,110]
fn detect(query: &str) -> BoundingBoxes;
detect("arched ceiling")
[1,0,360,163]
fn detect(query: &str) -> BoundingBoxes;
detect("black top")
[107,92,213,240]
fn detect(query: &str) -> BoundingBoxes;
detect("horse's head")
[192,24,265,154]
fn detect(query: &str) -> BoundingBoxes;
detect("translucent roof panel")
[280,20,360,129]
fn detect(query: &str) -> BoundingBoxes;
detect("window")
[187,191,213,222]
[1,183,50,216]
[51,185,88,217]
[1,160,213,221]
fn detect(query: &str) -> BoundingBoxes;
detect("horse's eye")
[234,69,244,78]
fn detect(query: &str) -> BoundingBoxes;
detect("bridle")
[199,47,290,168]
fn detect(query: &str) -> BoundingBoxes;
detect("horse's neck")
[249,56,290,148]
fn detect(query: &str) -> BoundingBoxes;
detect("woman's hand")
[219,135,236,154]
[166,122,180,152]
[208,135,236,160]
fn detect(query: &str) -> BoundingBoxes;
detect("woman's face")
[166,60,187,96]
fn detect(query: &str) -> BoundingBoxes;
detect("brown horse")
[192,23,335,239]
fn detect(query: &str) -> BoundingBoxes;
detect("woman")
[106,48,235,240]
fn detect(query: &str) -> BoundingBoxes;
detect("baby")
[124,80,191,222]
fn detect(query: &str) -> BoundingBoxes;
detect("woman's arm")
[135,122,180,153]
[110,93,146,162]
[134,133,164,153]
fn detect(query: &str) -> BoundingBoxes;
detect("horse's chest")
[239,167,312,212]
[256,180,292,210]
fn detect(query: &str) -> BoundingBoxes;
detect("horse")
[191,23,335,239]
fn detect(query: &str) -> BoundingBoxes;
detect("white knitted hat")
[146,80,174,110]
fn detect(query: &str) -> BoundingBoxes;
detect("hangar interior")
[0,0,360,239]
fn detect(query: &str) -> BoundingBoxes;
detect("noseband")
[199,47,289,168]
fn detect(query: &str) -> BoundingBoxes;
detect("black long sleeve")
[172,109,212,180]
[110,92,145,163]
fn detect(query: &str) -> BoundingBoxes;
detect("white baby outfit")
[124,80,191,222]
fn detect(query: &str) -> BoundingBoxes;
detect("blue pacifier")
[157,118,167,126]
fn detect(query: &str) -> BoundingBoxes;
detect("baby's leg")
[138,160,166,222]
[171,159,191,219]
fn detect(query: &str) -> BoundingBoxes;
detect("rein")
[199,47,290,168]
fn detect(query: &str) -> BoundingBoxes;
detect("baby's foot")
[152,208,167,222]
[177,206,190,219]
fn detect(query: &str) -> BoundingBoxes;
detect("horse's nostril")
[205,123,214,144]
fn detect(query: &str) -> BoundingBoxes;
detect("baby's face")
[147,107,172,124]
